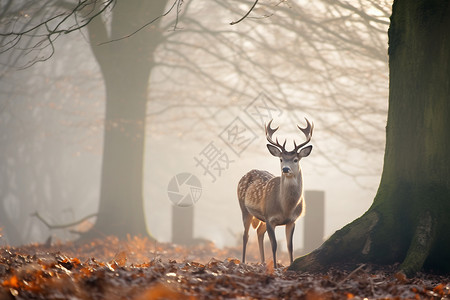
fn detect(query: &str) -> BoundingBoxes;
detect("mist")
[0,0,390,256]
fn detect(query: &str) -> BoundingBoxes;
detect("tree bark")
[80,1,168,240]
[290,0,450,275]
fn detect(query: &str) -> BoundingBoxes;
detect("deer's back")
[238,169,275,217]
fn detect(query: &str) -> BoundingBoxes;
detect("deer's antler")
[265,120,287,151]
[293,118,314,153]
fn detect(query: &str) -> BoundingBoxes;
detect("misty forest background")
[0,0,390,251]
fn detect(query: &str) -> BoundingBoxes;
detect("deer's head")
[265,119,313,178]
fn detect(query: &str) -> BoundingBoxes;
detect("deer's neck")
[279,171,303,210]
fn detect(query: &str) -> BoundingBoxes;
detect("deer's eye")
[280,158,283,162]
[294,158,298,163]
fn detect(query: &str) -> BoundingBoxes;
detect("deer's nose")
[282,167,291,173]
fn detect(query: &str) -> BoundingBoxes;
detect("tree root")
[290,208,438,276]
[400,211,436,277]
[289,211,379,272]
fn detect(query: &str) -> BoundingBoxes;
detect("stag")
[237,118,313,268]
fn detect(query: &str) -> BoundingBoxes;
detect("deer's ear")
[267,144,282,157]
[298,145,312,158]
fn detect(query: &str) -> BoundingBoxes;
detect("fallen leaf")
[134,282,192,300]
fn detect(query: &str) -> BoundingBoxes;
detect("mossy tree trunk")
[80,1,168,240]
[290,0,450,275]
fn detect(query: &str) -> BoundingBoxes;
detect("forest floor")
[0,236,449,299]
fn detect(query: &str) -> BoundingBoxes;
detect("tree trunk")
[290,0,450,275]
[0,209,22,245]
[80,1,168,240]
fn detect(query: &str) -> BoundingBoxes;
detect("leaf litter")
[0,236,449,299]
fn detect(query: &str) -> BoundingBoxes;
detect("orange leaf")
[3,275,19,288]
[433,283,445,295]
[265,261,275,275]
[394,272,407,283]
[226,258,240,264]
[135,282,193,300]
[113,251,127,267]
[71,257,81,265]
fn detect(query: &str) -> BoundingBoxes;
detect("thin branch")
[98,0,182,45]
[230,0,259,25]
[336,264,367,286]
[31,211,97,230]
[0,0,114,68]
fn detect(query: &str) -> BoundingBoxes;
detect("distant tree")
[0,0,171,240]
[0,71,98,245]
[290,0,450,275]
[80,1,171,239]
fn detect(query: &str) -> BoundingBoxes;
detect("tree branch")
[98,0,182,45]
[31,211,97,230]
[230,0,259,25]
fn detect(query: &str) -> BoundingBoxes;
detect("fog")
[0,0,391,253]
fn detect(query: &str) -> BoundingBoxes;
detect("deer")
[237,118,313,268]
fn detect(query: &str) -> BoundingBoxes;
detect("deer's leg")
[266,222,277,268]
[242,213,252,264]
[256,221,266,264]
[285,222,295,264]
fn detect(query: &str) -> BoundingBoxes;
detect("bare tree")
[1,0,174,240]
